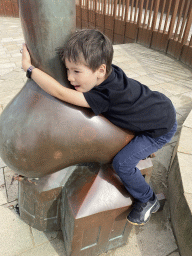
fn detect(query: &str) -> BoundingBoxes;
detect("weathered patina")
[0,0,134,178]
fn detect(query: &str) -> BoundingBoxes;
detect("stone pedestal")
[61,159,153,256]
[18,166,75,231]
[18,158,153,234]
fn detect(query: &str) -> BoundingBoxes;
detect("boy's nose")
[67,72,75,82]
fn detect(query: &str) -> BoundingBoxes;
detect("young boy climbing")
[21,29,177,225]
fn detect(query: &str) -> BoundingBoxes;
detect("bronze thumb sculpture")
[0,0,134,178]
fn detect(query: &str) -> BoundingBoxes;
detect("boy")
[22,29,177,225]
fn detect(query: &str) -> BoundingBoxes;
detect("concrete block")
[171,195,192,256]
[168,152,192,256]
[168,154,184,219]
[178,126,192,154]
[178,152,192,194]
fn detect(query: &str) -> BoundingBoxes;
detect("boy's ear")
[97,64,107,79]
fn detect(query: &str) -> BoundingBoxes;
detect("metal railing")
[0,0,191,67]
[76,0,192,67]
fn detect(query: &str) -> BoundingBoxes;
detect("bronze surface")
[0,0,134,178]
[18,159,153,231]
[18,166,75,231]
[61,164,133,256]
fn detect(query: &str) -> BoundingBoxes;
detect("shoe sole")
[127,200,160,226]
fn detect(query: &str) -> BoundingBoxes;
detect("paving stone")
[169,94,192,110]
[168,251,180,256]
[1,70,25,81]
[0,58,11,64]
[0,105,3,115]
[31,228,58,246]
[158,82,192,95]
[0,168,5,186]
[0,186,7,205]
[0,168,7,205]
[122,60,144,69]
[0,67,14,76]
[1,37,14,43]
[0,79,24,92]
[183,110,192,128]
[131,66,149,76]
[147,84,173,98]
[148,72,177,82]
[113,49,123,57]
[123,69,140,79]
[0,88,21,107]
[101,212,178,256]
[184,193,192,214]
[175,103,192,120]
[11,52,22,58]
[114,55,131,63]
[0,62,16,69]
[4,166,18,203]
[136,75,159,86]
[176,112,187,127]
[18,234,65,256]
[0,205,33,256]
[183,90,192,100]
[13,38,24,42]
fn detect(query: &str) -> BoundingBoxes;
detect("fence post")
[180,2,192,67]
[167,0,188,59]
[181,1,192,46]
[76,0,82,29]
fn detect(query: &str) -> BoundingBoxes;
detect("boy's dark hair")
[60,29,113,75]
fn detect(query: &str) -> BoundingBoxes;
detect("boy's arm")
[22,44,90,108]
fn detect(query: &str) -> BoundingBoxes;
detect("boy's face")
[65,59,106,92]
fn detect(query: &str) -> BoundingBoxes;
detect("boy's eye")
[74,70,80,73]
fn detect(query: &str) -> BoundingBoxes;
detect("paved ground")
[0,16,192,256]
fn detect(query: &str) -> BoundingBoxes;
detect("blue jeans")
[112,121,177,203]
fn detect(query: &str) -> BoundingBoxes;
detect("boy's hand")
[21,43,32,72]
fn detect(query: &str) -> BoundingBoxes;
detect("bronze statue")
[0,0,134,178]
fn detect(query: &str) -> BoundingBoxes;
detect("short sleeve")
[83,88,110,115]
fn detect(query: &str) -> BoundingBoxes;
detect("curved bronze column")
[0,0,134,178]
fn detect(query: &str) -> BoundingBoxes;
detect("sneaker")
[127,194,160,225]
